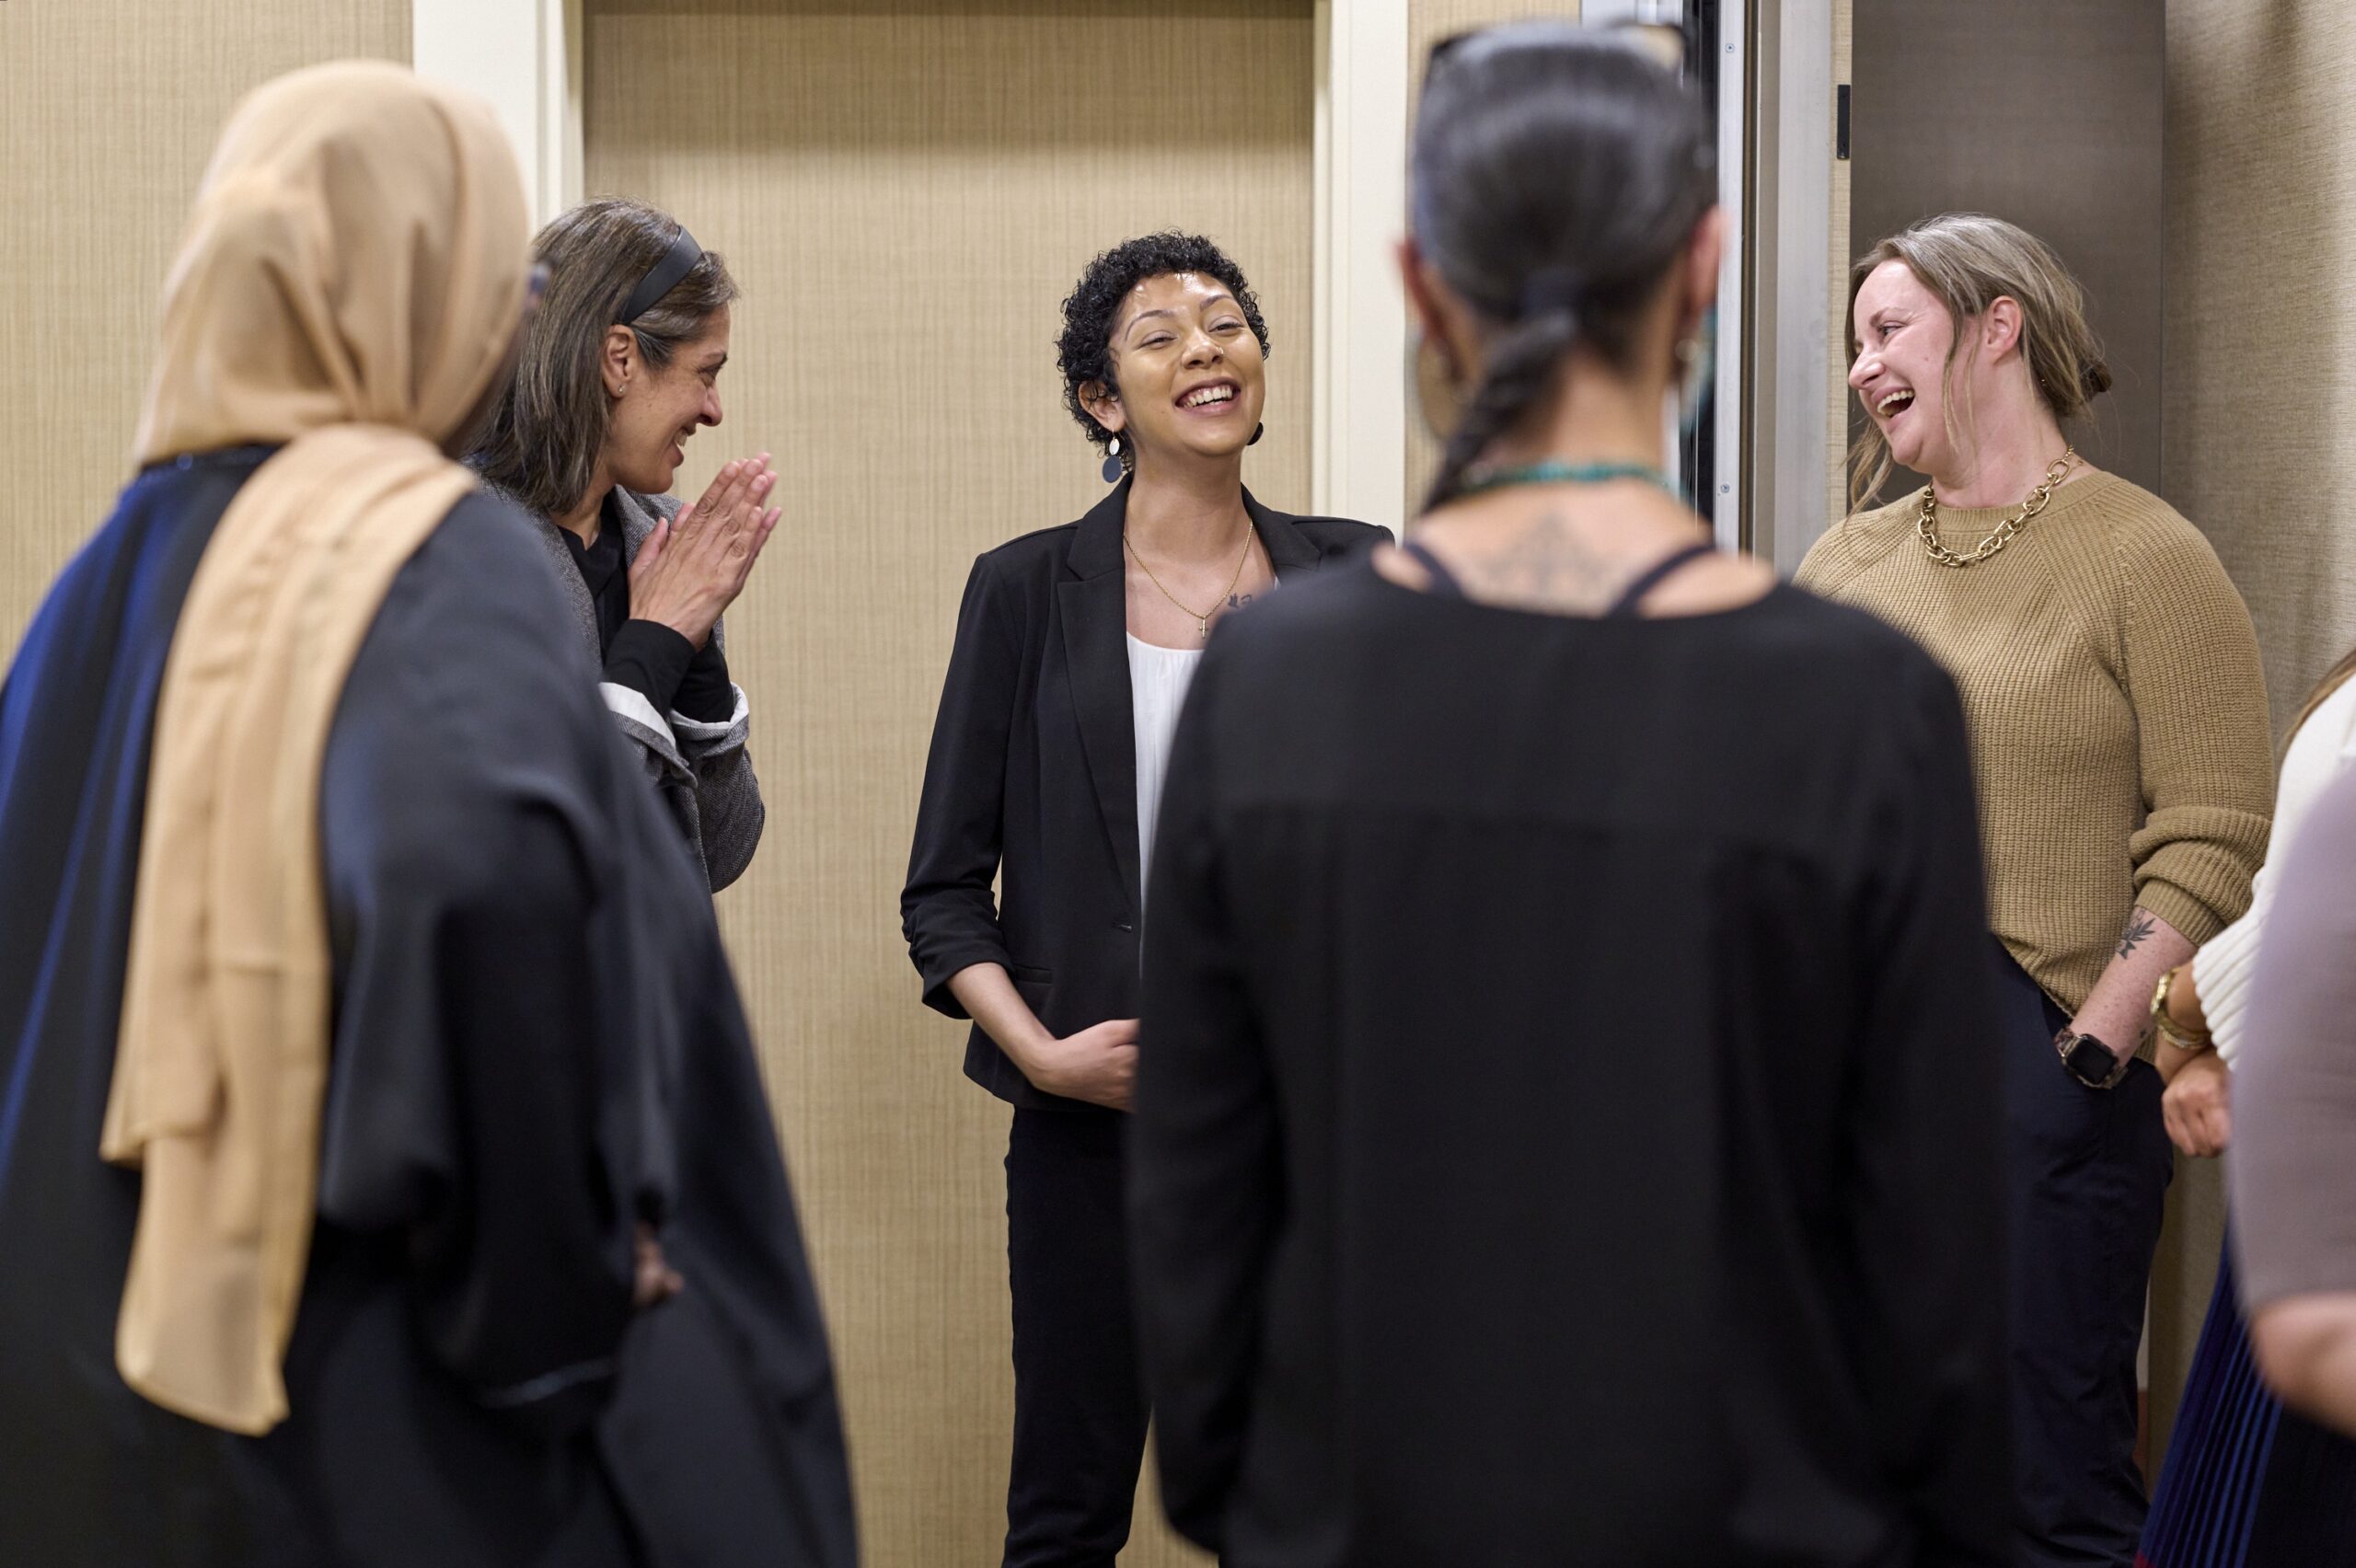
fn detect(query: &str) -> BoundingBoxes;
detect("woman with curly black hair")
[902,232,1380,1566]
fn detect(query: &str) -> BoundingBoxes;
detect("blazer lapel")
[1058,481,1143,919]
[1055,484,1331,920]
[1246,488,1329,579]
[522,511,602,660]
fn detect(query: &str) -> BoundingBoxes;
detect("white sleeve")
[599,680,674,744]
[2196,679,2356,1062]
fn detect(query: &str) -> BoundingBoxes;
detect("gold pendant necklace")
[1125,525,1255,640]
[1916,446,2077,568]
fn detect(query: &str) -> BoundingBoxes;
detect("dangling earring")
[1249,423,1265,446]
[1101,434,1125,485]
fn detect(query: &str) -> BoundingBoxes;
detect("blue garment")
[1992,950,2174,1567]
[2140,1240,2356,1568]
[0,451,854,1567]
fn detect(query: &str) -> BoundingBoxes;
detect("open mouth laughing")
[1177,379,1241,413]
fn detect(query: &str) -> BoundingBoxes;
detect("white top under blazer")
[1127,633,1205,915]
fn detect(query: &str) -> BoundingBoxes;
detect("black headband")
[618,225,704,324]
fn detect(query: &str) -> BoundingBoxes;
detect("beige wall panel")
[584,4,1311,1561]
[0,0,411,662]
[1402,2,1580,511]
[2165,1,2356,730]
[2154,0,2356,1462]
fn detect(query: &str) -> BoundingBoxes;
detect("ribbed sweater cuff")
[2192,908,2262,1065]
[2136,878,2231,952]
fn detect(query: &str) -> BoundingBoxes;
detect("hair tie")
[1519,267,1583,319]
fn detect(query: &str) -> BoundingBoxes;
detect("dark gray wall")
[1849,0,2165,499]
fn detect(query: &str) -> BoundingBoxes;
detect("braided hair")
[1412,25,1715,513]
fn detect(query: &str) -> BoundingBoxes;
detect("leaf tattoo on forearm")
[2118,911,2156,961]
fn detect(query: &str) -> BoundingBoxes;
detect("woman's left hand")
[2163,1051,2232,1158]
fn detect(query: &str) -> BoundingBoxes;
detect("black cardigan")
[902,480,1385,1110]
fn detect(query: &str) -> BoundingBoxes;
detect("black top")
[1130,560,2012,1566]
[562,492,734,723]
[0,451,854,1567]
[901,480,1387,1110]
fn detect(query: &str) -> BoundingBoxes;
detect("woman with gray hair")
[475,197,776,890]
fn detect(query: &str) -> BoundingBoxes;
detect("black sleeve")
[1129,641,1276,1554]
[1844,651,2013,1565]
[672,633,735,724]
[901,554,1021,1015]
[602,619,699,716]
[316,496,638,1439]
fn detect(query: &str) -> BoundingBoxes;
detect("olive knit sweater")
[1796,470,2273,1012]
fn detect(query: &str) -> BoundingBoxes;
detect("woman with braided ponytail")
[1128,23,2011,1565]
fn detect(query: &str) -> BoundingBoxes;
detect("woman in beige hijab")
[0,62,853,1568]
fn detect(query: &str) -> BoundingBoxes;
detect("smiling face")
[1087,272,1265,471]
[602,305,730,495]
[1848,259,1963,478]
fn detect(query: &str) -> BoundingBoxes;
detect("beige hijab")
[101,61,528,1435]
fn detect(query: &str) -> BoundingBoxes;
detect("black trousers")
[1004,1107,1150,1568]
[1994,952,2174,1567]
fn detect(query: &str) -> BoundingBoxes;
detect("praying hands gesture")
[629,453,782,648]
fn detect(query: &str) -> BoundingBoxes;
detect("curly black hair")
[1057,232,1271,467]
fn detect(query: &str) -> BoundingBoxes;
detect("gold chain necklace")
[1916,446,2077,568]
[1125,525,1255,640]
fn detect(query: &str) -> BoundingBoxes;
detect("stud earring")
[1101,434,1125,485]
[1249,422,1264,446]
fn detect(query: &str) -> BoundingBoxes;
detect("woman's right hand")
[628,454,782,648]
[1016,1018,1141,1111]
[2164,1050,2233,1158]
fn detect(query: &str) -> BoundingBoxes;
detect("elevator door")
[585,4,1313,1561]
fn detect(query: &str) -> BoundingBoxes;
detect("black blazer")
[903,480,1385,1110]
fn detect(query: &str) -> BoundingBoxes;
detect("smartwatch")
[2056,1030,2131,1090]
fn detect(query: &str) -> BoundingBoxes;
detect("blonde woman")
[1798,213,2274,1566]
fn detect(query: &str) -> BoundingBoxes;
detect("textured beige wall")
[2166,1,2356,725]
[1403,2,1582,510]
[583,3,1312,1561]
[2153,0,2356,1459]
[0,0,412,661]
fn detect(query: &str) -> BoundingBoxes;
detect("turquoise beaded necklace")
[1457,458,1678,501]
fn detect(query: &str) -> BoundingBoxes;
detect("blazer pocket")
[1008,965,1053,1031]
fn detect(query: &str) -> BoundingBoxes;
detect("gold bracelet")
[2150,967,2213,1055]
